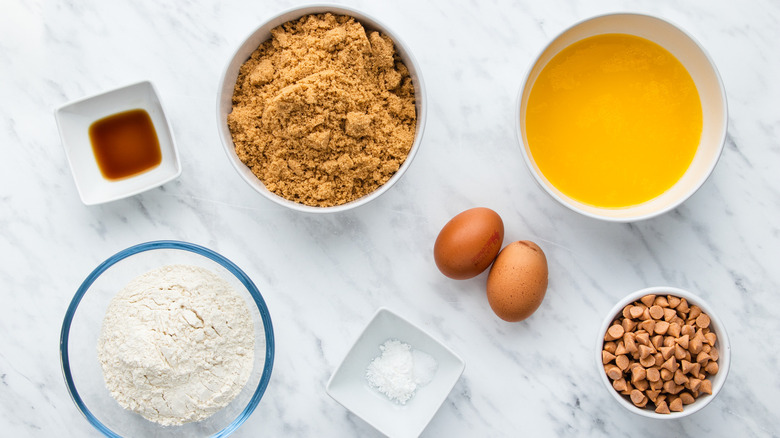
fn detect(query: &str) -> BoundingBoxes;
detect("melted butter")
[526,33,703,208]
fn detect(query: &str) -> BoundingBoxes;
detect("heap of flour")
[97,264,255,426]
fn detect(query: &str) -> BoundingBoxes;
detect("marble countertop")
[2,0,779,436]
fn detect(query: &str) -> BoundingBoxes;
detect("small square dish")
[55,81,181,205]
[326,308,465,438]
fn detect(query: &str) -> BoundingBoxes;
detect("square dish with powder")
[326,307,464,438]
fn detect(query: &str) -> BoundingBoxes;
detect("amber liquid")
[89,109,162,180]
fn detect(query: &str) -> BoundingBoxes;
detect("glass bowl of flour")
[60,240,275,437]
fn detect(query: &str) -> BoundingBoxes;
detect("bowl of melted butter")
[516,13,727,222]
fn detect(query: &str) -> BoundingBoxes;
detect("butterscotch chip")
[705,332,717,346]
[634,379,649,392]
[674,369,689,385]
[655,400,671,414]
[646,367,661,382]
[689,338,704,355]
[616,354,630,370]
[602,350,616,364]
[624,334,638,355]
[674,344,687,361]
[639,319,656,334]
[681,325,695,337]
[659,346,674,360]
[635,332,651,346]
[630,389,646,406]
[654,296,669,308]
[660,368,673,381]
[630,306,644,319]
[652,320,669,335]
[688,377,702,393]
[696,313,711,328]
[681,359,696,375]
[705,361,719,375]
[689,305,702,320]
[677,298,689,313]
[615,342,628,356]
[668,296,681,308]
[604,341,617,354]
[669,397,684,412]
[680,392,695,405]
[640,354,656,368]
[709,347,719,362]
[667,323,681,338]
[606,324,624,340]
[661,356,677,372]
[640,294,656,307]
[646,389,661,402]
[613,378,627,392]
[622,318,637,333]
[700,379,713,395]
[605,364,623,380]
[663,307,677,321]
[696,351,711,365]
[631,366,647,383]
[648,305,664,320]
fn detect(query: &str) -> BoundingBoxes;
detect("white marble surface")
[2,0,779,436]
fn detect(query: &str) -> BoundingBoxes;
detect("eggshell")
[486,240,548,322]
[433,208,504,280]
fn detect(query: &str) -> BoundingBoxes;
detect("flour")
[365,339,438,404]
[97,264,255,426]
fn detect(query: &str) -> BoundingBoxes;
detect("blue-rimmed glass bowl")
[60,240,274,437]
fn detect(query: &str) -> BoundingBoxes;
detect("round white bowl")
[216,5,426,213]
[60,240,275,437]
[596,286,730,419]
[516,13,727,222]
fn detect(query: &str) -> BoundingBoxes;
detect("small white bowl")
[516,13,727,222]
[596,286,731,418]
[216,5,426,213]
[55,81,181,205]
[326,308,464,437]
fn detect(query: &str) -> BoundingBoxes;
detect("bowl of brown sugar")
[217,5,426,212]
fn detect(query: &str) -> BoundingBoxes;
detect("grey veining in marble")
[2,0,780,436]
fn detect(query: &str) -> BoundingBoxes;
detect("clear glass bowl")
[60,240,275,437]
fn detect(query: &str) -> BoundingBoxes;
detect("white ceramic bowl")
[516,13,727,222]
[216,5,426,213]
[596,286,730,418]
[326,308,464,437]
[55,81,181,205]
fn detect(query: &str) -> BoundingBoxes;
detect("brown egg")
[433,208,504,280]
[486,240,548,322]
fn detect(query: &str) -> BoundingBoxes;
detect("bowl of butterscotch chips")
[597,286,731,418]
[217,5,426,213]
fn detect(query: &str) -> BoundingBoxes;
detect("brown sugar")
[228,13,417,207]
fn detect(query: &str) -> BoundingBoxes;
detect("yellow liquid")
[526,33,703,208]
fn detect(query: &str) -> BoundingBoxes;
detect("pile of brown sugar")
[228,13,417,207]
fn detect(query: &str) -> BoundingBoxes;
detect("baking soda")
[365,339,438,404]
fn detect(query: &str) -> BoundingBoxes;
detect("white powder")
[365,339,438,404]
[97,264,255,426]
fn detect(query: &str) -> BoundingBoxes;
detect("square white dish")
[55,81,181,205]
[326,308,465,438]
